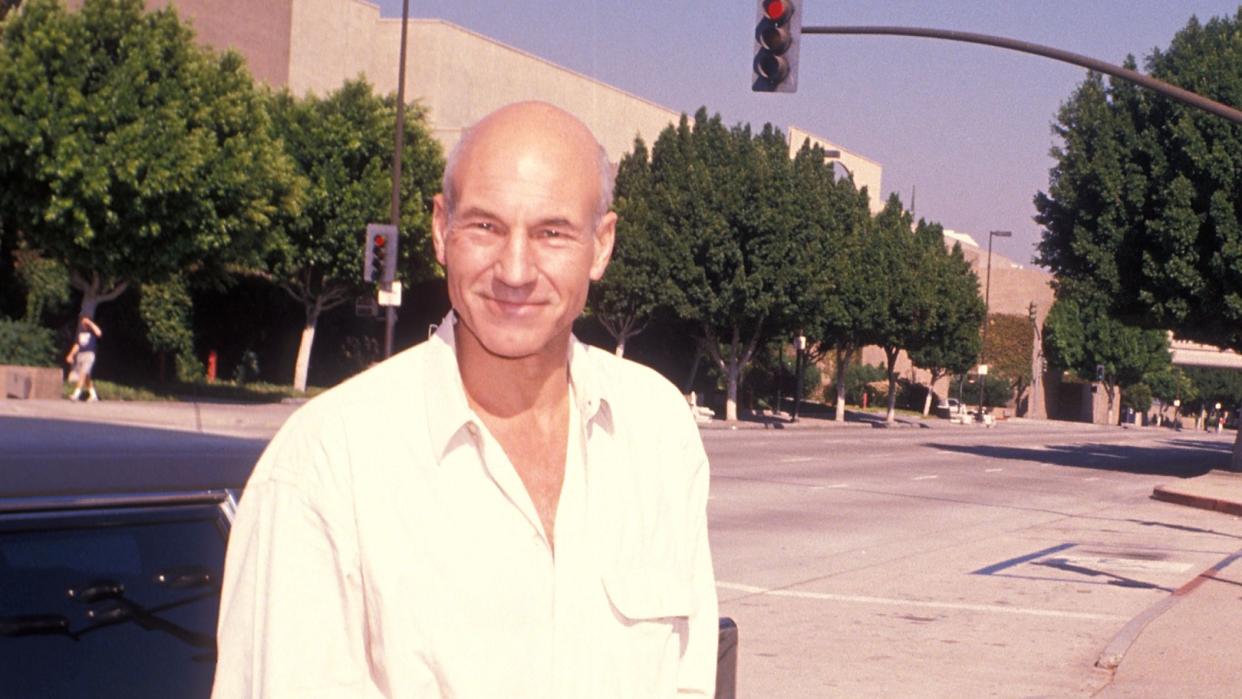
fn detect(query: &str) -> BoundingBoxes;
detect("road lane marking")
[716,581,1126,621]
[985,468,1003,473]
[780,456,816,463]
[1084,477,1101,482]
[912,475,938,481]
[826,483,849,488]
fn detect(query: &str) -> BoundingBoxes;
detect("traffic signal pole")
[385,0,411,359]
[798,25,1242,125]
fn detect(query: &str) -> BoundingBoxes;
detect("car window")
[0,503,228,699]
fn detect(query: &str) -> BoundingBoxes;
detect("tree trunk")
[834,347,849,423]
[922,370,941,417]
[884,347,900,424]
[725,354,740,422]
[293,302,321,393]
[615,335,626,358]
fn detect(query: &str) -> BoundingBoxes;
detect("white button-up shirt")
[214,316,717,697]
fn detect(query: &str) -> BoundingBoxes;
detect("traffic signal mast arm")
[797,25,1242,125]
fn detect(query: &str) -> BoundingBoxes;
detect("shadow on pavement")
[0,416,266,498]
[922,438,1229,478]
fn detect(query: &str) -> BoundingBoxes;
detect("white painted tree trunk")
[921,379,937,417]
[725,357,740,422]
[615,337,626,358]
[884,350,899,424]
[834,349,848,423]
[293,310,319,393]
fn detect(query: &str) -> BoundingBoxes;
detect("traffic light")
[752,0,802,93]
[364,224,398,284]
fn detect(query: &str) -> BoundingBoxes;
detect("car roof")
[0,416,264,500]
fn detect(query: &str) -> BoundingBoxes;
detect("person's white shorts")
[73,351,96,378]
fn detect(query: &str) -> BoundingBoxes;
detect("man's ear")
[589,211,617,281]
[431,194,449,267]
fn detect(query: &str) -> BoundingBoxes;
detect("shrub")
[0,318,58,367]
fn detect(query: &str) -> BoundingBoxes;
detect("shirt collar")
[424,312,615,463]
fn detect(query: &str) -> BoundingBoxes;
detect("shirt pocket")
[601,567,693,694]
[603,569,693,621]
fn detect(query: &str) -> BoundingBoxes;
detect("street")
[706,422,1242,697]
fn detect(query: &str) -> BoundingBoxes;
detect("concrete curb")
[1151,470,1242,517]
[1095,546,1242,671]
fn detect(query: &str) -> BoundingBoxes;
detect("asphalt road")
[705,422,1242,697]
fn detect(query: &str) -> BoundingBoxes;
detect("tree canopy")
[1035,10,1242,350]
[1042,295,1171,423]
[266,79,442,391]
[587,136,670,357]
[0,0,298,318]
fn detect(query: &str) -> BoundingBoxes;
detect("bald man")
[214,102,718,698]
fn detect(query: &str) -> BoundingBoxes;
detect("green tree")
[649,110,808,422]
[1042,295,1172,424]
[908,236,985,416]
[266,79,442,392]
[587,137,669,357]
[796,163,875,423]
[1035,10,1242,451]
[0,0,297,324]
[138,275,200,381]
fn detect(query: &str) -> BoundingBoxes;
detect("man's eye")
[538,228,563,239]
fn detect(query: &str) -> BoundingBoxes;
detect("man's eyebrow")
[452,206,500,221]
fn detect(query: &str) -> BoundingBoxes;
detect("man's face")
[431,120,615,362]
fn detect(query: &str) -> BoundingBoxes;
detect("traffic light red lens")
[375,235,386,247]
[765,0,786,21]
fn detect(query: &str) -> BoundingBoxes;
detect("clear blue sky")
[375,1,1241,266]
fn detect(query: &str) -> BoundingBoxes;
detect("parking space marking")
[717,581,1126,621]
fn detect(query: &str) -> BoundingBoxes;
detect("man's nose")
[494,230,537,287]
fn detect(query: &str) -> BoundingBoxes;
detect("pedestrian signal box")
[752,0,802,93]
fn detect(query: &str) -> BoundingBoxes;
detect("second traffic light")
[752,0,802,93]
[364,223,398,284]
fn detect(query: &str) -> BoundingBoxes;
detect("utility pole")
[977,230,1011,419]
[385,0,411,359]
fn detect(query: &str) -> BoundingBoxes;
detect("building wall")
[67,0,295,87]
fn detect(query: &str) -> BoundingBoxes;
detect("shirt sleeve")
[213,412,382,698]
[678,417,719,696]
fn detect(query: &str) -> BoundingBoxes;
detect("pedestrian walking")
[65,315,102,401]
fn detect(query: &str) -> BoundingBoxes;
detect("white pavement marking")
[1055,555,1193,574]
[912,475,939,481]
[780,456,816,463]
[716,581,1128,621]
[825,483,849,489]
[1083,477,1101,482]
[985,468,1003,473]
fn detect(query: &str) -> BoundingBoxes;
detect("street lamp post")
[977,230,1011,419]
[822,149,854,181]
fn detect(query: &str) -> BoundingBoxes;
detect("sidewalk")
[1089,470,1242,697]
[0,398,298,439]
